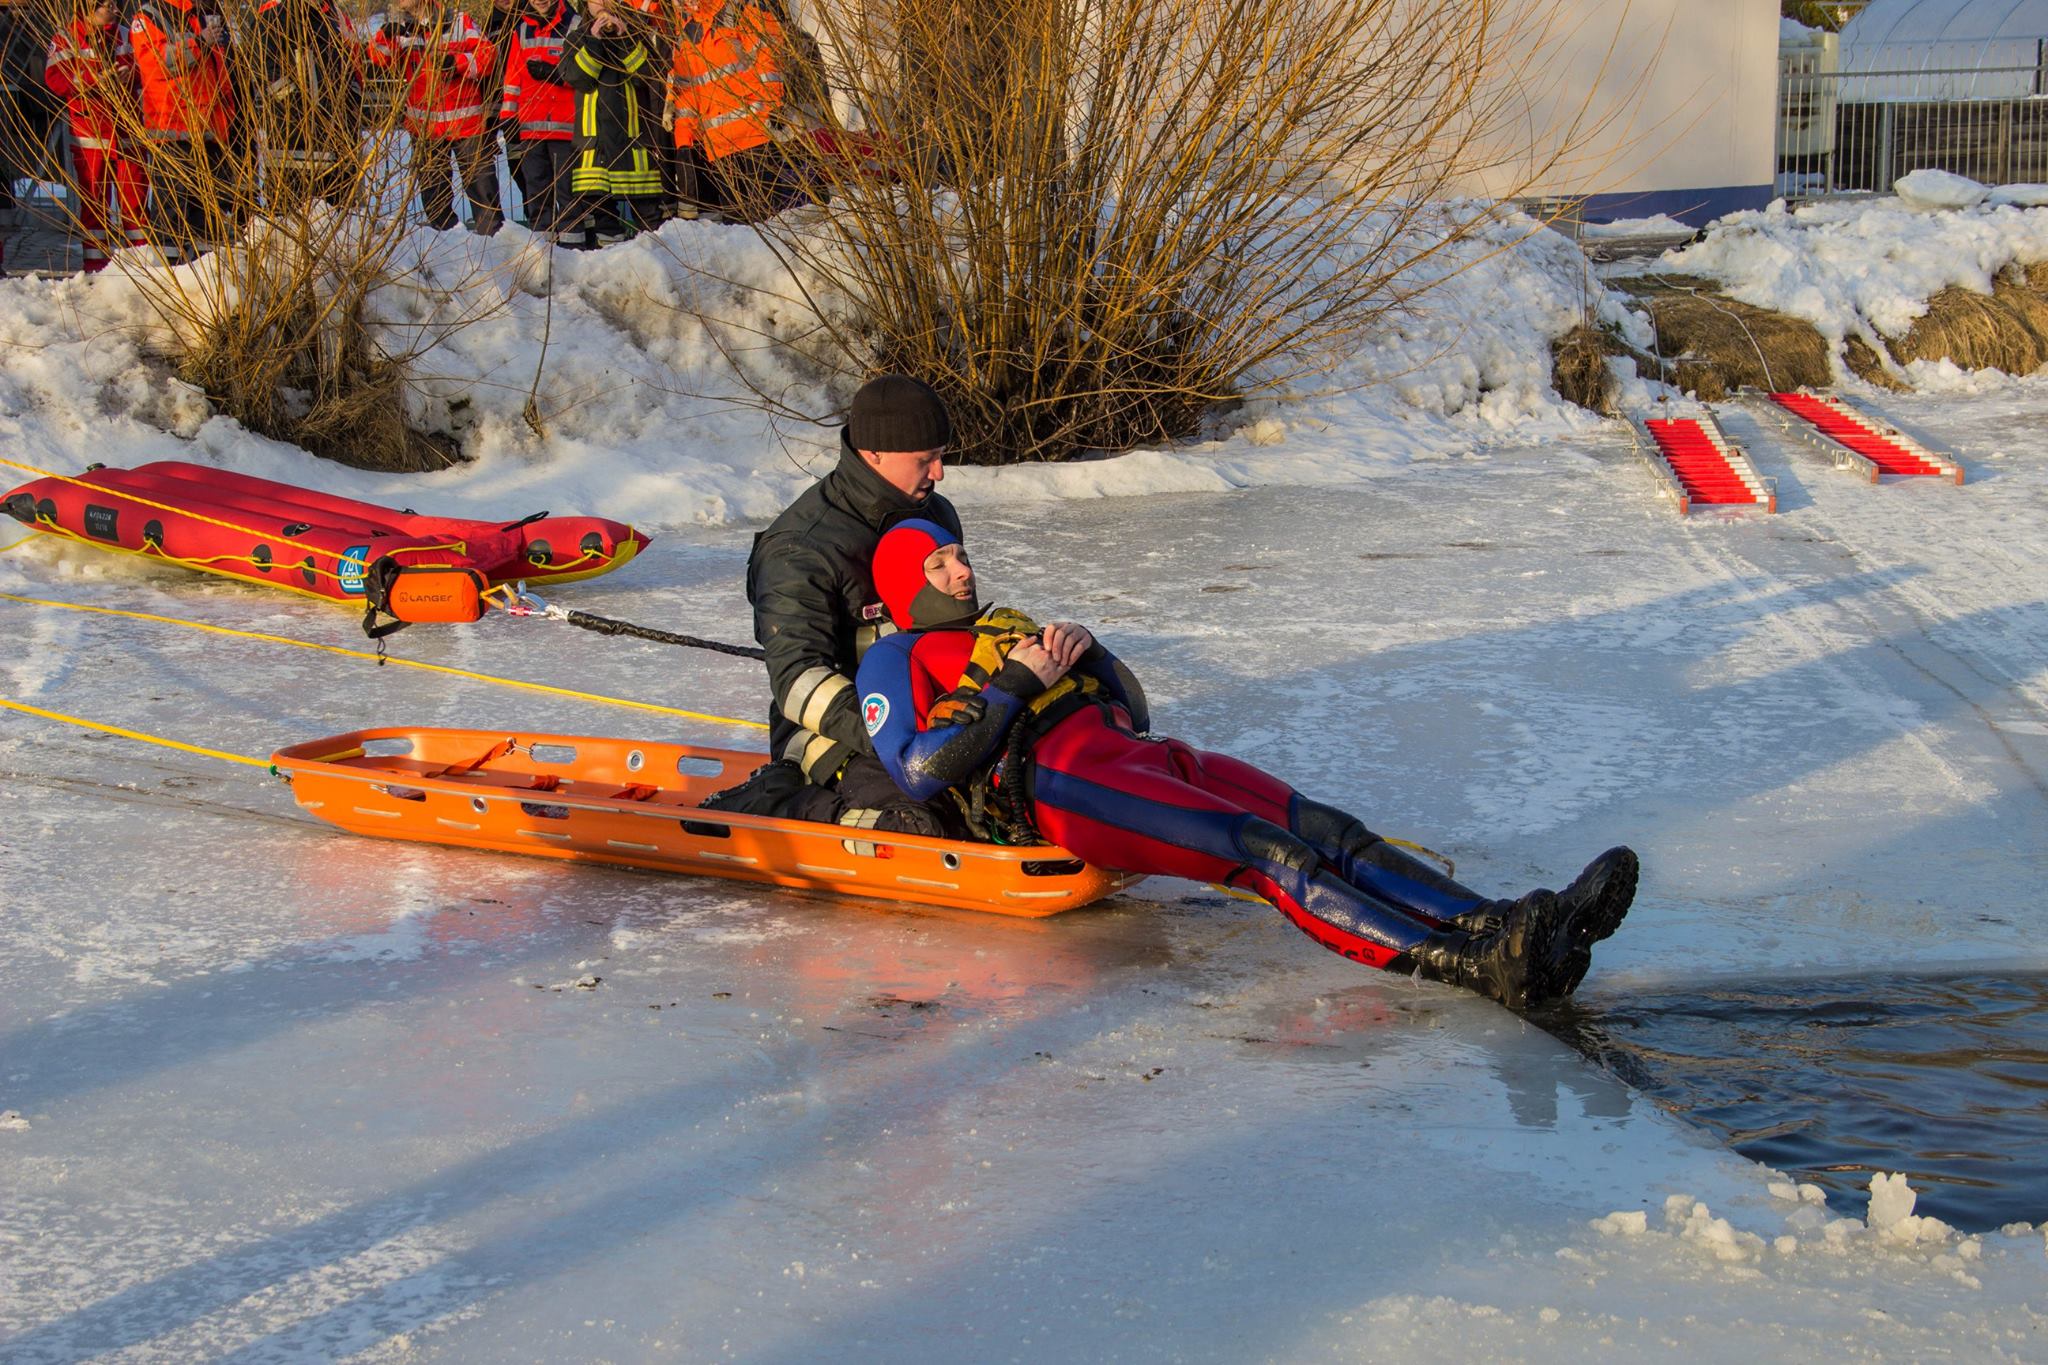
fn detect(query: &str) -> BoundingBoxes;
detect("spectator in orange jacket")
[669,0,796,220]
[369,0,499,232]
[44,0,149,271]
[129,0,235,259]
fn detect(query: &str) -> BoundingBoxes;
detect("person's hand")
[1039,622,1093,668]
[1008,635,1071,689]
[591,12,625,35]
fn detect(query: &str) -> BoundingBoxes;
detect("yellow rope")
[0,453,467,580]
[0,532,37,554]
[1387,837,1455,878]
[0,590,768,730]
[16,512,366,600]
[0,695,271,769]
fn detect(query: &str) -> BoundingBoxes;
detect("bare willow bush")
[720,0,1640,463]
[4,0,495,470]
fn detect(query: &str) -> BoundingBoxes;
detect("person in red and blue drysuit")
[855,519,1637,1010]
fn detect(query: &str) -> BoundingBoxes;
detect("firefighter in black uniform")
[709,374,965,836]
[248,0,365,208]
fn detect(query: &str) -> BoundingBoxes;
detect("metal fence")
[1777,40,2048,198]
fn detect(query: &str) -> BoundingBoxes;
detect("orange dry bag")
[362,558,488,639]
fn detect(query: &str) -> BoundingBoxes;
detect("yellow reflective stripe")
[795,732,839,778]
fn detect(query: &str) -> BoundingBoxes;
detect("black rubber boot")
[1560,846,1637,945]
[1550,846,1639,996]
[1290,797,1494,925]
[1403,890,1572,1010]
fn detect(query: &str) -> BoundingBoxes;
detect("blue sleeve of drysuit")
[856,634,1046,802]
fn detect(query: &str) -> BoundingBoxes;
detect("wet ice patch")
[307,905,434,963]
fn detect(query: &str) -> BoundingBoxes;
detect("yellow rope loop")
[1386,837,1455,878]
[0,589,768,730]
[0,695,271,769]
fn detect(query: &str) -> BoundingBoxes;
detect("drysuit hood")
[873,518,980,631]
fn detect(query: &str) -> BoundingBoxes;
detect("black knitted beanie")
[845,375,951,453]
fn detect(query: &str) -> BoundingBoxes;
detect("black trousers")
[411,135,500,233]
[701,753,966,839]
[513,138,574,232]
[145,135,236,259]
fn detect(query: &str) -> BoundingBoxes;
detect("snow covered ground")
[5,194,2048,1358]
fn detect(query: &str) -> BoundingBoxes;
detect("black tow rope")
[546,606,766,660]
[499,584,766,660]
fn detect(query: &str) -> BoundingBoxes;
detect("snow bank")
[1644,187,2048,357]
[0,206,1612,529]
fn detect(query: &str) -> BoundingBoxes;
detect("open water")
[1548,972,2048,1233]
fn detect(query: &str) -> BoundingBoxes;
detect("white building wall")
[1468,0,1782,224]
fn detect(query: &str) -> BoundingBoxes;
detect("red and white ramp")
[1763,390,1964,484]
[1633,413,1777,517]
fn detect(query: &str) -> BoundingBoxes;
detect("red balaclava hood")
[873,519,980,631]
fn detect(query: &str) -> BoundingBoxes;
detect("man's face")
[922,543,974,603]
[91,0,118,24]
[861,447,945,501]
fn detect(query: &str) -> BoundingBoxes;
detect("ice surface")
[5,223,2048,1359]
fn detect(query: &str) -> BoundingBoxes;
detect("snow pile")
[1584,1174,2024,1288]
[1648,186,2048,353]
[1993,184,2048,209]
[0,203,1613,528]
[1894,168,1990,211]
[1580,213,1694,238]
[1351,1172,2045,1358]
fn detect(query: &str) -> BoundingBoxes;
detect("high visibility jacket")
[498,2,574,141]
[44,18,135,152]
[129,0,232,142]
[368,10,495,140]
[558,24,661,197]
[669,0,783,160]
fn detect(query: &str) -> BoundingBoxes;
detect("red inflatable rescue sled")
[3,461,648,603]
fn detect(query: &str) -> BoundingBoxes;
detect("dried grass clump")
[725,0,1642,463]
[3,0,493,471]
[1842,335,1907,389]
[1550,324,1625,413]
[1614,274,1832,401]
[1886,285,2047,375]
[1993,266,2048,356]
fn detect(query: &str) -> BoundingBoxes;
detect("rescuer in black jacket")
[719,374,966,833]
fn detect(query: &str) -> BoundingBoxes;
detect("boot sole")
[1565,847,1638,947]
[1548,848,1638,999]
